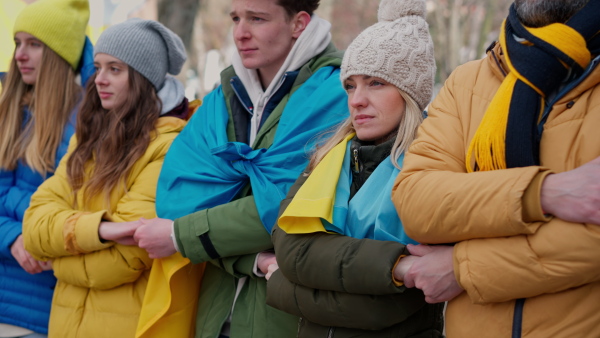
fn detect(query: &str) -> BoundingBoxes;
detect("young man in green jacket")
[132,0,349,337]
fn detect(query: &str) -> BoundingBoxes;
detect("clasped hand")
[394,244,464,304]
[98,217,176,259]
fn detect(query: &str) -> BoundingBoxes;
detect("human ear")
[291,11,311,39]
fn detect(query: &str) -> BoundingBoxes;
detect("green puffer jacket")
[173,44,347,338]
[267,137,444,338]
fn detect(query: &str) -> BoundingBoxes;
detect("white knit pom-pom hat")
[340,0,436,110]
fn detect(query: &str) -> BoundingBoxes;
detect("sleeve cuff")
[391,255,405,287]
[522,170,554,223]
[253,253,266,277]
[74,210,113,253]
[171,221,180,252]
[174,211,211,263]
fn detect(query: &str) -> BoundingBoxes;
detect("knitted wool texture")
[94,18,186,90]
[340,0,435,110]
[13,0,89,70]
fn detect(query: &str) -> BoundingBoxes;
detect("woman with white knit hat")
[263,0,444,336]
[22,18,197,337]
[0,0,91,337]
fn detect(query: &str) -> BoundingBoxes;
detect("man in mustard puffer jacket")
[392,0,600,337]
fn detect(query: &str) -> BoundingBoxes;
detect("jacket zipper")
[353,149,359,173]
[511,298,525,338]
[230,79,254,116]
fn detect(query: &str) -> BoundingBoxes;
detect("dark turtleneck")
[349,136,395,199]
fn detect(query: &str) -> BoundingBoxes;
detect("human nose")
[94,70,107,86]
[348,86,368,108]
[233,20,250,41]
[14,45,28,62]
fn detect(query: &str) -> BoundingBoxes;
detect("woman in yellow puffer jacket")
[22,19,192,338]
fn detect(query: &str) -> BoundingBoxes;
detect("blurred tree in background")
[2,0,513,98]
[158,0,511,98]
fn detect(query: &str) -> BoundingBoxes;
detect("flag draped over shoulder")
[156,66,349,231]
[279,134,417,244]
[137,66,348,337]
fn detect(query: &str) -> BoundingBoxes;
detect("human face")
[14,32,44,85]
[94,53,129,110]
[230,0,307,88]
[345,75,405,144]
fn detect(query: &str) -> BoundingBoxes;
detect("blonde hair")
[0,45,79,174]
[307,89,422,172]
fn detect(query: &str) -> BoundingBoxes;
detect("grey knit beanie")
[95,18,186,90]
[340,0,435,111]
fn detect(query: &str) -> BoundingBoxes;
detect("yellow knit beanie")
[13,0,89,70]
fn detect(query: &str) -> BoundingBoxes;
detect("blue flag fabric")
[156,66,349,231]
[326,144,418,244]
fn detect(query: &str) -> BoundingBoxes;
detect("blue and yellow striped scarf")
[467,0,600,172]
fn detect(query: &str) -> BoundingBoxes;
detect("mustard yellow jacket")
[23,117,186,338]
[394,44,600,337]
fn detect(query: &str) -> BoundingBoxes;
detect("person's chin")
[21,76,36,85]
[240,57,261,70]
[100,101,113,110]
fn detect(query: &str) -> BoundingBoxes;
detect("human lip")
[238,47,257,55]
[354,114,374,124]
[19,67,34,73]
[98,92,112,99]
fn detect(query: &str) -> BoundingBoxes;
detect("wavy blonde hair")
[307,89,422,172]
[0,46,79,174]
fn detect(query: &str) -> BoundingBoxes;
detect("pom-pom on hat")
[340,0,436,111]
[94,18,187,90]
[13,0,90,70]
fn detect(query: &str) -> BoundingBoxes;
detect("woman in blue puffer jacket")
[0,0,92,336]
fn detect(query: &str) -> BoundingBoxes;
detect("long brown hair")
[0,46,79,174]
[67,67,161,205]
[307,89,422,172]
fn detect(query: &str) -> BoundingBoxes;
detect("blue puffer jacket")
[0,107,77,334]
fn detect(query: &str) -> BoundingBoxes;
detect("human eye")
[251,16,264,22]
[370,79,385,87]
[344,82,355,91]
[110,67,121,73]
[31,41,43,48]
[231,15,239,23]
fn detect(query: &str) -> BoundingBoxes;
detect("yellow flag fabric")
[136,254,205,338]
[278,134,354,234]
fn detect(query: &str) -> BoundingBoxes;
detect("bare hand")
[98,221,142,245]
[265,263,279,281]
[10,235,51,274]
[257,251,277,275]
[393,255,418,282]
[133,217,176,259]
[541,156,600,225]
[403,244,463,303]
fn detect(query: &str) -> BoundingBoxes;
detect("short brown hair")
[277,0,319,18]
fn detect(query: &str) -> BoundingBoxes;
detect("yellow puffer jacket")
[23,116,187,338]
[394,43,600,337]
